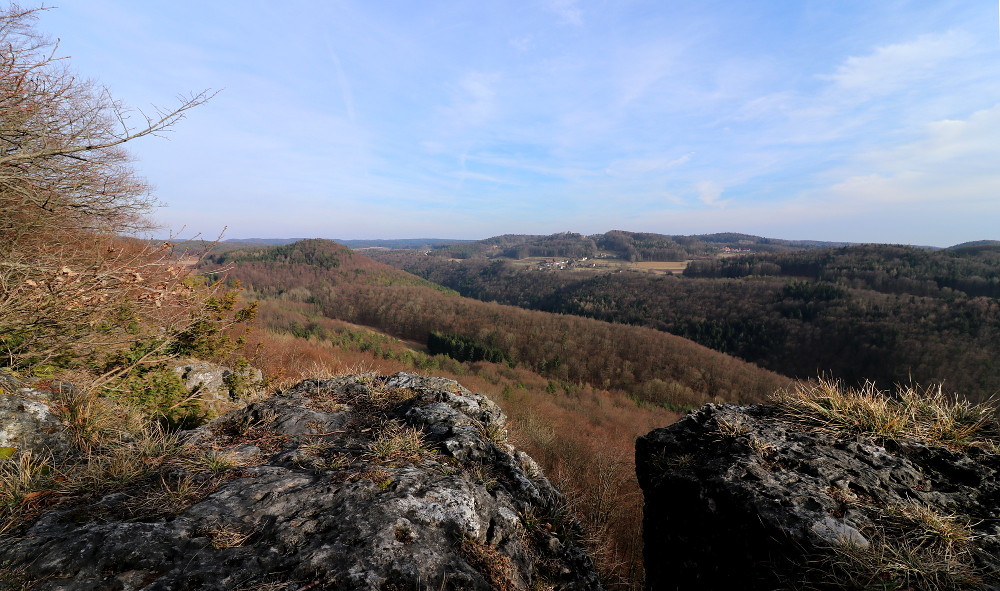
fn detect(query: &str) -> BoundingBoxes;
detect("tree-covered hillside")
[198,238,792,589]
[421,230,853,261]
[370,244,1000,401]
[203,239,788,408]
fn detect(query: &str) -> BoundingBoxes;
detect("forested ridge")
[198,238,793,588]
[202,239,788,408]
[418,229,852,261]
[203,239,457,296]
[685,243,1000,298]
[369,242,1000,401]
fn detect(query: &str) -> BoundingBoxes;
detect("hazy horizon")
[40,2,1000,247]
[205,231,998,250]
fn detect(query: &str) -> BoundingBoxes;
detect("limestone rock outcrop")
[0,373,76,460]
[637,403,1000,591]
[170,360,264,415]
[2,373,602,590]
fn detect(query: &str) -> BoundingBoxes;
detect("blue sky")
[39,1,1000,246]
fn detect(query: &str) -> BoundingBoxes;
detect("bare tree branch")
[0,5,223,372]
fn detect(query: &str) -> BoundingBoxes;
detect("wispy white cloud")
[646,102,1000,245]
[451,170,519,185]
[615,46,679,107]
[464,153,599,184]
[509,37,532,51]
[662,192,685,206]
[733,28,983,146]
[440,71,501,131]
[819,102,1000,207]
[871,105,1000,171]
[605,154,690,178]
[545,0,583,26]
[821,30,975,99]
[731,92,794,121]
[323,39,357,123]
[694,181,726,207]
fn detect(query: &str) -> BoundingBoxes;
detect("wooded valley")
[367,233,1000,402]
[195,238,799,586]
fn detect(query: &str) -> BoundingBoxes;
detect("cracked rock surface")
[0,373,76,460]
[3,373,602,591]
[636,403,1000,591]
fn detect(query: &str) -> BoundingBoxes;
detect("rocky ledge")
[637,403,1000,591]
[2,373,602,590]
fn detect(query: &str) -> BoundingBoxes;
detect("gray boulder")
[171,361,264,415]
[0,373,75,460]
[3,373,603,590]
[637,403,1000,590]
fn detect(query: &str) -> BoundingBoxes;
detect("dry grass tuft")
[351,468,394,488]
[200,522,255,549]
[2,405,196,535]
[459,536,516,591]
[716,415,752,438]
[54,386,145,452]
[128,473,213,517]
[361,384,416,409]
[368,423,432,463]
[0,451,55,536]
[466,462,499,491]
[0,563,37,590]
[887,504,975,556]
[182,449,242,473]
[0,452,53,506]
[815,539,981,591]
[806,504,981,591]
[746,435,776,458]
[474,419,509,445]
[64,424,187,495]
[774,379,999,450]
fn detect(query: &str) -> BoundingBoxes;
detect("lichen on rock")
[2,373,602,590]
[637,402,1000,591]
[170,360,264,416]
[0,373,76,461]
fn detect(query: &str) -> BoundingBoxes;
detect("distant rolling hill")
[219,237,471,250]
[419,230,857,261]
[202,238,789,408]
[371,241,1000,402]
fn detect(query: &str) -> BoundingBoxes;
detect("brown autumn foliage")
[205,239,789,410]
[208,240,792,588]
[241,298,678,589]
[0,5,215,378]
[373,243,1000,401]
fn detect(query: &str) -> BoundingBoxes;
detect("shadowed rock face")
[3,373,602,591]
[636,404,1000,591]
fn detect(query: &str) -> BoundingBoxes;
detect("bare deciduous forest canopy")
[195,235,999,589]
[366,232,1000,402]
[202,239,789,408]
[3,5,1000,590]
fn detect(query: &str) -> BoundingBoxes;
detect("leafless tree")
[0,4,217,372]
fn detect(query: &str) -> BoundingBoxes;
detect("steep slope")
[371,244,1000,401]
[203,239,789,408]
